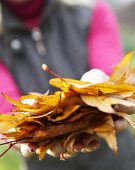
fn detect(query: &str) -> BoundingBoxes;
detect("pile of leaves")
[1,52,135,160]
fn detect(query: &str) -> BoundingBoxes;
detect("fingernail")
[88,140,100,149]
[73,142,84,152]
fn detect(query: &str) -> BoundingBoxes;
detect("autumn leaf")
[110,51,134,83]
[95,115,117,154]
[81,94,135,113]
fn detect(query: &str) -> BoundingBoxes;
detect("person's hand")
[20,134,100,159]
[20,69,128,159]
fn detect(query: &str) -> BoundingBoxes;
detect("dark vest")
[0,0,90,94]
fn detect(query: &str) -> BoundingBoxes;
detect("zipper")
[31,27,46,57]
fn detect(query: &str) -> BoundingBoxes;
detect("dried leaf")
[81,95,135,113]
[96,115,117,154]
[110,52,134,83]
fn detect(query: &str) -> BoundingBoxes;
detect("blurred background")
[0,0,135,170]
[108,0,135,52]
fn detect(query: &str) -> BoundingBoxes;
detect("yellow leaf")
[110,52,134,83]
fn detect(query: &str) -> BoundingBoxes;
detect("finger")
[114,118,127,132]
[114,104,135,114]
[81,134,98,146]
[81,139,100,153]
[60,135,100,159]
[61,152,76,160]
[20,144,36,158]
[48,141,64,157]
[81,69,109,84]
[73,134,99,152]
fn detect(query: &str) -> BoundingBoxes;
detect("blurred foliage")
[120,25,135,68]
[121,25,135,53]
[0,146,23,170]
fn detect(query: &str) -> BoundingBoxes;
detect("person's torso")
[0,0,91,94]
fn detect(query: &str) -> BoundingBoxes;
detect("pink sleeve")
[87,1,124,75]
[0,62,21,113]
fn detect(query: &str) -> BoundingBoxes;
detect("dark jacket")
[0,0,89,94]
[0,1,135,170]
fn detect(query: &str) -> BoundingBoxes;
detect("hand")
[114,104,135,115]
[20,134,100,159]
[20,117,127,159]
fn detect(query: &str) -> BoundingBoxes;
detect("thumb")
[20,144,35,158]
[81,69,109,84]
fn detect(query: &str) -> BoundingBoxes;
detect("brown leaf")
[96,115,118,154]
